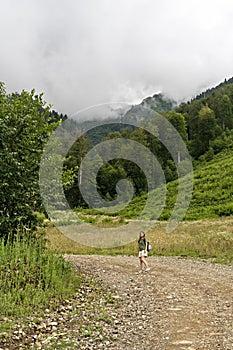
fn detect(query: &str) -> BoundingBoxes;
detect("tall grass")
[46,217,233,264]
[0,232,81,319]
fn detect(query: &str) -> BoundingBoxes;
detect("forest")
[64,77,233,211]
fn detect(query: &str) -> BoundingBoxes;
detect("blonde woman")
[138,231,150,273]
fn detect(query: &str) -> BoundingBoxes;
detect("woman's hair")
[138,231,146,243]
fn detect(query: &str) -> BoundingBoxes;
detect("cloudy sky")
[1,0,233,115]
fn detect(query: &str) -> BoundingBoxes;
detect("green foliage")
[0,83,58,241]
[0,233,81,318]
[190,105,217,157]
[62,165,79,190]
[177,81,233,159]
[63,133,90,208]
[165,110,187,141]
[105,148,233,222]
[65,122,181,208]
[169,149,233,220]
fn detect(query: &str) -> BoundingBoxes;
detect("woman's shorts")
[138,250,147,258]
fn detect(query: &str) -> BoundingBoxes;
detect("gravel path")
[2,255,233,349]
[65,255,233,350]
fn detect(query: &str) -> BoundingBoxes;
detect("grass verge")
[1,263,119,349]
[46,216,233,264]
[0,232,81,336]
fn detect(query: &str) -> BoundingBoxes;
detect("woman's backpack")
[147,241,152,252]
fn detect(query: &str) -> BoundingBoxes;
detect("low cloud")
[1,0,233,116]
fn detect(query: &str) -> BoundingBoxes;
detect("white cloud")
[0,0,233,115]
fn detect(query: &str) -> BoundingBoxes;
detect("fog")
[1,0,233,116]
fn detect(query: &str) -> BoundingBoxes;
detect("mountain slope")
[75,93,176,145]
[122,93,176,123]
[117,148,233,221]
[192,76,233,101]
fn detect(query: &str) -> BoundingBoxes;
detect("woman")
[137,231,150,273]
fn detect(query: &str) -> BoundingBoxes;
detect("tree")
[0,83,57,241]
[216,94,233,130]
[63,133,90,208]
[185,99,205,141]
[97,161,128,200]
[190,105,217,158]
[165,111,187,142]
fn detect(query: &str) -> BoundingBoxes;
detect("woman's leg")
[141,256,148,269]
[139,257,143,270]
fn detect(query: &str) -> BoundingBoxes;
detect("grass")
[76,213,128,227]
[46,216,233,264]
[0,232,81,334]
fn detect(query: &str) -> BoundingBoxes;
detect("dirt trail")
[66,255,233,350]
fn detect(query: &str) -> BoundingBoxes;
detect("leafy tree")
[97,161,128,200]
[165,111,187,142]
[0,83,57,241]
[63,133,90,208]
[214,94,232,130]
[190,105,217,158]
[185,99,205,140]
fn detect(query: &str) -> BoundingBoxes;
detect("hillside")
[114,148,233,221]
[74,93,176,146]
[186,150,233,218]
[122,93,176,124]
[192,76,233,101]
